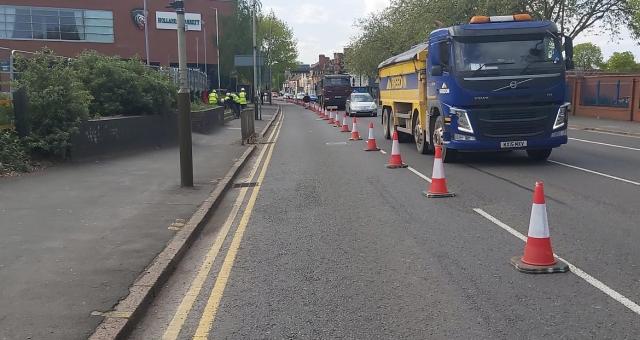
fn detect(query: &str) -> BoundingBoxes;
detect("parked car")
[296,92,306,100]
[283,93,293,99]
[309,94,318,102]
[346,92,377,117]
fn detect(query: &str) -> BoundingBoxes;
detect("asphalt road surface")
[129,102,640,339]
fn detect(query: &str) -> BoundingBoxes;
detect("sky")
[261,0,640,65]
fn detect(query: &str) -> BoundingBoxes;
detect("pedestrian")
[208,90,218,106]
[231,92,241,118]
[239,88,248,110]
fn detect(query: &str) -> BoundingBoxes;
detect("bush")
[0,92,13,126]
[73,51,177,116]
[0,129,30,173]
[14,49,92,158]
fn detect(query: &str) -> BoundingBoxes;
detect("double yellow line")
[163,113,284,340]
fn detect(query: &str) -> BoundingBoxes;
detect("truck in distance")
[378,13,573,162]
[318,74,352,109]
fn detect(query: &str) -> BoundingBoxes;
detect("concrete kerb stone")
[89,105,282,340]
[571,125,640,138]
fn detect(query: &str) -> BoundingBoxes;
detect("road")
[129,102,640,339]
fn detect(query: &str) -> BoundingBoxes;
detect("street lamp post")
[143,0,150,65]
[252,0,260,120]
[170,0,193,187]
[212,7,221,91]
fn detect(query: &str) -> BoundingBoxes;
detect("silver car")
[346,93,377,117]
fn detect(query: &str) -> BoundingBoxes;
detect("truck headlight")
[451,108,473,134]
[554,103,570,130]
[370,104,377,110]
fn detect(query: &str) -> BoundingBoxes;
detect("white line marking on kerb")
[569,137,640,151]
[379,150,387,154]
[548,160,640,186]
[408,166,432,183]
[473,208,640,316]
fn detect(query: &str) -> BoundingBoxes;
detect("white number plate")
[500,141,527,148]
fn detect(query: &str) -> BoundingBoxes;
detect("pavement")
[0,105,277,340]
[127,102,640,338]
[570,115,640,136]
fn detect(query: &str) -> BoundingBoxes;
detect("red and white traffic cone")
[322,107,329,120]
[328,109,335,124]
[424,146,455,198]
[340,116,350,132]
[386,130,407,169]
[349,117,362,140]
[334,112,342,127]
[511,182,569,274]
[364,122,380,151]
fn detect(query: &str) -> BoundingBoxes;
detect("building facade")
[0,0,233,87]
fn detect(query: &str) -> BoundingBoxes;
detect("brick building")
[0,1,233,87]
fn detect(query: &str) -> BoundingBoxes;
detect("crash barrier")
[296,101,569,275]
[240,107,255,145]
[567,74,640,122]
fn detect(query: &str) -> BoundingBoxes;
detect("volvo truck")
[378,14,573,162]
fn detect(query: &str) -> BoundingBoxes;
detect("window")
[0,5,114,43]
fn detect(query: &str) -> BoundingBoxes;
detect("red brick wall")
[568,74,640,121]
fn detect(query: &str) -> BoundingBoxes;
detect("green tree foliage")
[604,51,640,72]
[218,0,257,86]
[346,0,640,77]
[14,49,92,158]
[259,12,298,89]
[0,129,29,173]
[574,43,604,70]
[73,51,176,116]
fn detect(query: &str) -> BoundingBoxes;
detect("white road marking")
[569,127,640,139]
[408,166,432,183]
[473,208,640,316]
[548,160,640,187]
[569,137,640,151]
[226,127,241,130]
[379,150,387,154]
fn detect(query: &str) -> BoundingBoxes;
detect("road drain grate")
[233,182,259,188]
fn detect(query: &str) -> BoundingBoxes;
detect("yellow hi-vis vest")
[238,91,248,105]
[208,92,218,105]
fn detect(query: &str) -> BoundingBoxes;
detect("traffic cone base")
[386,162,408,169]
[510,256,569,274]
[422,190,455,198]
[349,136,363,140]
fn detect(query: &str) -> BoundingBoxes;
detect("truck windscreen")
[453,34,562,77]
[324,78,351,86]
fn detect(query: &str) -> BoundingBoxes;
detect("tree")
[259,13,298,90]
[574,43,604,70]
[604,51,640,72]
[218,0,258,88]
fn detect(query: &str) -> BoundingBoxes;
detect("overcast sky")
[261,0,640,65]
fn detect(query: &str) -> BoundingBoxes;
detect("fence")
[567,74,640,122]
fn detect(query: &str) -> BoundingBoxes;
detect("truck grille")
[472,105,555,140]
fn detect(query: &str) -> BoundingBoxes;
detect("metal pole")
[196,36,199,68]
[252,0,260,120]
[203,20,207,78]
[215,8,221,91]
[174,0,193,187]
[143,0,150,65]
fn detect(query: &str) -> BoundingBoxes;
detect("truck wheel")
[414,116,429,154]
[433,116,457,163]
[527,149,552,161]
[383,108,391,140]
